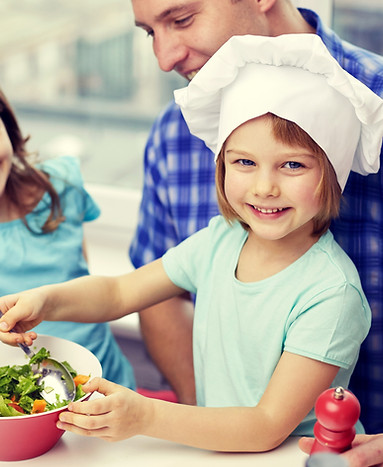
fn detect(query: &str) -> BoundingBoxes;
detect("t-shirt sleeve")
[162,225,211,294]
[284,282,371,369]
[41,156,101,222]
[161,217,228,294]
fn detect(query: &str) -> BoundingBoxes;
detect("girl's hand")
[0,292,43,345]
[299,434,383,467]
[57,378,154,441]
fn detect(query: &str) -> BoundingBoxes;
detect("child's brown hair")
[0,88,65,233]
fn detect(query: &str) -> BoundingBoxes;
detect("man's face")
[132,0,268,80]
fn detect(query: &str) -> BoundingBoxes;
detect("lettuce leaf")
[0,395,24,417]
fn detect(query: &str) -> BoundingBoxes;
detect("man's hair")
[215,113,342,237]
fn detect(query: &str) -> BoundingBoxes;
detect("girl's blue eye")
[238,159,255,166]
[284,161,302,169]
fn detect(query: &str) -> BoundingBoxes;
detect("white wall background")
[84,184,141,336]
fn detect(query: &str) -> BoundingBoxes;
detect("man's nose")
[153,32,188,73]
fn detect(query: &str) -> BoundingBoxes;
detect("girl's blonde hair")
[215,113,342,237]
[0,88,65,233]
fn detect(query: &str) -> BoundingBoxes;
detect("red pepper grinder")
[310,386,360,455]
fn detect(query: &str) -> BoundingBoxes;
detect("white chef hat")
[174,34,383,190]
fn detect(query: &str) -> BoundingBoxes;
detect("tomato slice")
[8,403,25,414]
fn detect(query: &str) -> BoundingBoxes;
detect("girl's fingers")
[67,396,110,417]
[58,410,109,431]
[79,377,121,397]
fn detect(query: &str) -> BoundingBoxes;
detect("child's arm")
[0,259,184,345]
[58,351,339,452]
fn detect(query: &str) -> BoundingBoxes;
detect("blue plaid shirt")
[130,9,383,434]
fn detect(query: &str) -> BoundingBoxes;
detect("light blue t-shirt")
[0,156,135,389]
[162,216,371,434]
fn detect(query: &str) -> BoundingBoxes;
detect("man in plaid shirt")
[129,0,383,451]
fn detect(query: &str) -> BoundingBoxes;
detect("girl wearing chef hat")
[1,34,383,452]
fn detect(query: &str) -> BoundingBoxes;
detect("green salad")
[0,347,88,417]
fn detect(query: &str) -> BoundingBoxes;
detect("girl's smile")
[249,204,288,215]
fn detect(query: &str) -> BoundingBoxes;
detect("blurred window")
[333,0,383,56]
[0,0,184,190]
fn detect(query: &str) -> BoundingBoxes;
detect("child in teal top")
[162,216,368,435]
[0,34,382,452]
[0,88,135,389]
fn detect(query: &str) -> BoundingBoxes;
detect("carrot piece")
[31,399,47,414]
[73,374,90,387]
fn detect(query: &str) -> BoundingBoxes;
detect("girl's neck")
[236,227,320,283]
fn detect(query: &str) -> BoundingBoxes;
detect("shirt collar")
[298,8,345,66]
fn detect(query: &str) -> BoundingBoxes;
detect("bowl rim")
[0,392,91,420]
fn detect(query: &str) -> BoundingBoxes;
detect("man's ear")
[256,0,277,14]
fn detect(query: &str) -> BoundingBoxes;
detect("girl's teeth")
[256,207,283,213]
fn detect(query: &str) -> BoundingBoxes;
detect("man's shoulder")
[148,99,211,154]
[316,17,383,93]
[336,41,383,97]
[153,100,186,131]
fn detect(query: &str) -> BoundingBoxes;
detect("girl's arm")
[58,351,339,452]
[0,259,185,344]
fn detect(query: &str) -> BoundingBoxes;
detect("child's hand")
[0,292,42,345]
[57,377,154,441]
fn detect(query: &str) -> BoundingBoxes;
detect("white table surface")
[0,433,308,466]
